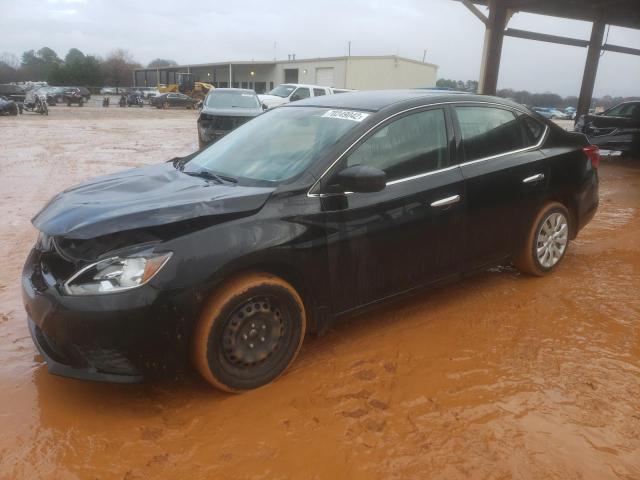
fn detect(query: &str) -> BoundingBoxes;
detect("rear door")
[320,107,466,313]
[453,104,549,269]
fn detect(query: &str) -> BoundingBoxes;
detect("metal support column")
[577,21,606,118]
[478,0,508,95]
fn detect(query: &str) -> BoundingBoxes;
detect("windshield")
[268,84,296,98]
[206,90,260,109]
[184,106,365,183]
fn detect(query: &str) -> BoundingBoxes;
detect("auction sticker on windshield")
[322,110,370,122]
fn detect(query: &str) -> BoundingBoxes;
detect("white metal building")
[133,55,438,93]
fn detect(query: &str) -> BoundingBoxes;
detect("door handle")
[431,194,460,208]
[522,173,545,184]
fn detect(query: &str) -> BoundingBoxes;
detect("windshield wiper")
[183,169,238,184]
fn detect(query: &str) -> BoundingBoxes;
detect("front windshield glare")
[206,91,260,109]
[268,85,296,98]
[185,107,363,183]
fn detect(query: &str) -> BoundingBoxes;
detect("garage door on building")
[315,67,335,87]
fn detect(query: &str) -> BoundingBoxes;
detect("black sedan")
[152,92,198,109]
[575,101,640,154]
[23,91,599,392]
[197,88,265,148]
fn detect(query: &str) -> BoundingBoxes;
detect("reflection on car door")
[320,107,466,313]
[453,105,549,269]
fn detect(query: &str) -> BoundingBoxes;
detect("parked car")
[100,87,117,95]
[151,92,198,109]
[76,87,91,101]
[126,92,144,107]
[574,101,640,154]
[197,88,264,148]
[141,87,160,101]
[258,83,334,109]
[548,108,571,120]
[0,84,26,102]
[0,96,19,115]
[564,107,576,119]
[47,87,67,102]
[23,91,599,391]
[62,88,85,106]
[532,107,569,119]
[532,107,553,119]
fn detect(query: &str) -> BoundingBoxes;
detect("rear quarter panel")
[540,128,598,237]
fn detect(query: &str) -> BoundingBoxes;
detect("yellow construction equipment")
[158,73,213,100]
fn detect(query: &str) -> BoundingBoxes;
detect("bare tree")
[101,49,141,89]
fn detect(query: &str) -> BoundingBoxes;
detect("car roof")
[277,83,330,89]
[284,89,522,112]
[211,88,257,94]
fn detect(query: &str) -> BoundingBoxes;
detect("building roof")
[134,55,438,72]
[282,90,516,112]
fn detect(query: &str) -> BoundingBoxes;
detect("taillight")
[583,145,600,169]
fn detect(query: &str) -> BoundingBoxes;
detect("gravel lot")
[0,103,639,480]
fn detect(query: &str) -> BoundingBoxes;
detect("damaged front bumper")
[22,247,196,383]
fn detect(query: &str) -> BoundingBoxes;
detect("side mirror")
[333,165,386,193]
[262,102,268,111]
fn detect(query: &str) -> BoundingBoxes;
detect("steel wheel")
[193,273,306,392]
[221,296,285,368]
[535,211,568,268]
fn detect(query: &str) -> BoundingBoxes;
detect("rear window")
[313,88,326,97]
[205,91,259,109]
[455,106,525,161]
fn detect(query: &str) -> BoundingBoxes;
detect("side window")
[313,88,326,97]
[455,106,524,161]
[518,114,545,147]
[346,109,448,182]
[605,104,626,117]
[290,88,310,102]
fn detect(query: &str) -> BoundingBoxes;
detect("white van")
[258,84,335,109]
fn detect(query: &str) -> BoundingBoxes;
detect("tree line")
[0,47,178,88]
[437,78,638,110]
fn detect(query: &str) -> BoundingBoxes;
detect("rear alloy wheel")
[193,273,306,392]
[514,202,570,276]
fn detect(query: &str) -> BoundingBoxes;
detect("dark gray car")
[197,88,264,148]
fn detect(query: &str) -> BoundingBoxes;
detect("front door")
[320,107,466,314]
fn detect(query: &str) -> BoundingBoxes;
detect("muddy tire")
[193,272,306,392]
[514,202,571,276]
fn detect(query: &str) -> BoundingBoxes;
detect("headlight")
[63,251,172,296]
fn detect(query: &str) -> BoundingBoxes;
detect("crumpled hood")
[33,162,275,239]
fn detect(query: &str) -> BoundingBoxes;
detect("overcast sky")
[2,0,639,96]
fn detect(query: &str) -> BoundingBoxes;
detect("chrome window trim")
[307,101,547,198]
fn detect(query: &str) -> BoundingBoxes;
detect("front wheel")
[514,202,570,276]
[193,273,307,392]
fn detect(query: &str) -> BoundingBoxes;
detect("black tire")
[193,273,306,392]
[514,202,571,276]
